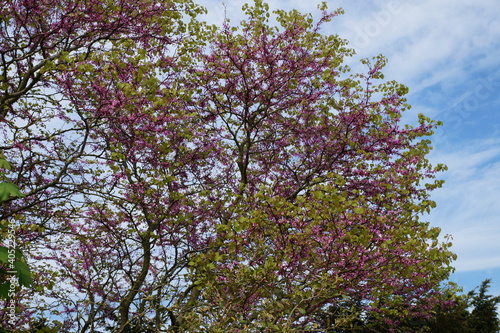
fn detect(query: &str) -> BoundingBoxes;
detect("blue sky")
[203,0,500,297]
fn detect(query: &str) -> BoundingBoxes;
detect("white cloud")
[329,0,500,93]
[428,140,500,271]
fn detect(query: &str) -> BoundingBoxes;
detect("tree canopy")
[0,0,457,331]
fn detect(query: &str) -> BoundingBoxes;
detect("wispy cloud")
[332,0,500,92]
[429,140,500,271]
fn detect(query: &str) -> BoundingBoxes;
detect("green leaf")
[0,246,7,263]
[14,260,33,286]
[0,158,11,170]
[0,181,24,202]
[0,247,32,288]
[0,281,10,299]
[353,207,365,214]
[0,246,21,263]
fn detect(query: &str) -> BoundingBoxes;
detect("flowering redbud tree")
[0,0,455,331]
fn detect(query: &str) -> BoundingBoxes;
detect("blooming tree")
[0,0,455,331]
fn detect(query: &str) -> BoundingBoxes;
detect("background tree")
[429,279,500,333]
[467,279,500,332]
[1,0,456,331]
[370,279,500,333]
[300,280,500,332]
[423,284,472,333]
